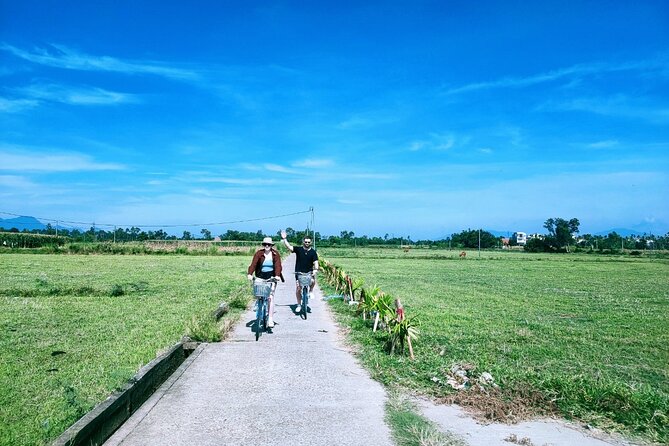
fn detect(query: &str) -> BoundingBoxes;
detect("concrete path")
[416,399,637,446]
[105,254,393,446]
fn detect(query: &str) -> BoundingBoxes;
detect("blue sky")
[1,1,668,239]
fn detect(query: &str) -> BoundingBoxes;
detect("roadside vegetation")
[321,248,669,444]
[0,254,250,445]
[386,391,465,446]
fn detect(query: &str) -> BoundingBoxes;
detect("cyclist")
[280,230,318,312]
[247,237,284,328]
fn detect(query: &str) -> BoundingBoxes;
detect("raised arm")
[280,229,294,252]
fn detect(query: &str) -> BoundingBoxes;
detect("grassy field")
[321,248,669,444]
[0,254,249,445]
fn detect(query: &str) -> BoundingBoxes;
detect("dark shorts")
[257,271,273,280]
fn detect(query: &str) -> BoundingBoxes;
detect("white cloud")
[14,83,137,105]
[442,57,668,95]
[542,95,669,124]
[586,140,619,149]
[337,199,363,205]
[0,97,39,113]
[337,116,371,129]
[0,175,36,189]
[336,111,400,130]
[408,133,458,151]
[194,177,277,186]
[1,43,198,81]
[263,163,301,175]
[292,158,333,168]
[0,148,126,172]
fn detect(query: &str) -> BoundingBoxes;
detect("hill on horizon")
[0,216,47,232]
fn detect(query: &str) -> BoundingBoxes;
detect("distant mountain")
[0,216,47,231]
[487,229,514,238]
[594,228,645,237]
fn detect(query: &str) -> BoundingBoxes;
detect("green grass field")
[0,254,249,445]
[2,250,667,444]
[321,248,669,444]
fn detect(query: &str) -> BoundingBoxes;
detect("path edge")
[51,340,200,446]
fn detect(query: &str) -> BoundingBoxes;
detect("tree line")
[1,218,668,251]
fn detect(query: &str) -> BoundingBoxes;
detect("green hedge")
[0,232,67,248]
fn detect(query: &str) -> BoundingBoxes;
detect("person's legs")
[295,281,301,308]
[268,282,276,327]
[309,276,316,300]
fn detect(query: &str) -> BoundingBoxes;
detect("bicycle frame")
[252,278,276,340]
[295,272,312,319]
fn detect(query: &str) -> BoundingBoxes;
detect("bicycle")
[295,272,313,320]
[252,277,276,341]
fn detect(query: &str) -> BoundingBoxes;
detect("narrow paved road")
[105,254,393,446]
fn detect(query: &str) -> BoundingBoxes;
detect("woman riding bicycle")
[247,237,284,328]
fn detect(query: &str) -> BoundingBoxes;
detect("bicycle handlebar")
[252,277,279,283]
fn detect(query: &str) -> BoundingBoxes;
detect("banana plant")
[388,316,420,359]
[350,277,364,301]
[372,291,394,332]
[357,285,380,321]
[336,268,348,294]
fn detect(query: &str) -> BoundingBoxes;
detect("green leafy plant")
[388,316,420,359]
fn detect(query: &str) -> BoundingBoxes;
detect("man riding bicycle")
[280,230,318,313]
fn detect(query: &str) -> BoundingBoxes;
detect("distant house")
[512,232,527,246]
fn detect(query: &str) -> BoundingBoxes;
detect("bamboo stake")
[407,336,415,360]
[373,311,380,332]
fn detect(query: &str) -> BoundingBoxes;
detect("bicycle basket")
[297,274,312,287]
[253,282,272,298]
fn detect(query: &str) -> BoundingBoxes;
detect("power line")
[0,209,312,229]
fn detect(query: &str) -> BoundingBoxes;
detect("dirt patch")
[437,386,559,425]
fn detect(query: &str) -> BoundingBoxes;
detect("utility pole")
[310,206,315,249]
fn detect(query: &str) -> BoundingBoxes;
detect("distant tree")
[451,229,497,249]
[200,228,212,240]
[543,218,580,252]
[182,231,192,240]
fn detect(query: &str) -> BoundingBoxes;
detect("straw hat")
[262,237,274,245]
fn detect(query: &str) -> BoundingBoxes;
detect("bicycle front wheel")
[302,286,309,320]
[255,298,263,341]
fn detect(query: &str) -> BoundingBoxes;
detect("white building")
[512,232,527,246]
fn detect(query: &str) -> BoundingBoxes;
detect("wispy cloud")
[293,158,334,168]
[0,97,39,113]
[263,163,301,175]
[337,199,363,205]
[13,83,137,105]
[408,133,459,151]
[0,147,126,172]
[586,140,619,149]
[336,111,401,130]
[1,43,199,81]
[0,175,37,189]
[442,57,668,95]
[194,176,277,186]
[541,95,669,124]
